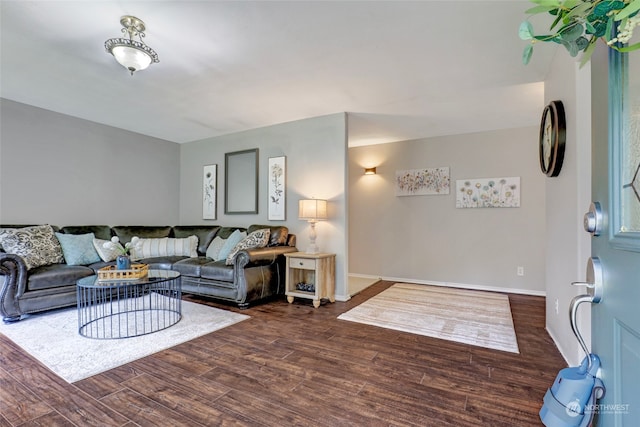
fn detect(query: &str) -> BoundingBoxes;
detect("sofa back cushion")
[112,226,172,244]
[61,225,112,241]
[172,225,220,255]
[247,224,289,246]
[216,227,246,239]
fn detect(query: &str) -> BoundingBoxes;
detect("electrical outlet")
[555,299,559,315]
[517,266,524,276]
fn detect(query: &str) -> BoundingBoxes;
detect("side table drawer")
[290,258,316,270]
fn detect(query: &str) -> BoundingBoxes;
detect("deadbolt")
[583,202,603,236]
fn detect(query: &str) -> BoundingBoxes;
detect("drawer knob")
[299,262,304,266]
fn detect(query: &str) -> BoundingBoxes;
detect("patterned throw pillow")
[55,232,101,265]
[0,225,65,270]
[225,229,271,265]
[130,236,198,261]
[93,238,121,262]
[216,230,246,261]
[206,236,226,260]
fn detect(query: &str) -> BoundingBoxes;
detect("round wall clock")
[539,100,566,177]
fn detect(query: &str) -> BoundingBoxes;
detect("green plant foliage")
[520,0,640,65]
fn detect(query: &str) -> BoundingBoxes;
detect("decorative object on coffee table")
[97,264,149,282]
[285,252,335,308]
[102,236,140,270]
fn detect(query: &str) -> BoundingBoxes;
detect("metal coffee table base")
[77,271,181,339]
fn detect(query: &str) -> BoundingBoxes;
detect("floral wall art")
[268,156,286,220]
[456,177,520,208]
[395,167,450,196]
[202,164,217,219]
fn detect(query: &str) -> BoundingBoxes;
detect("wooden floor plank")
[0,281,566,426]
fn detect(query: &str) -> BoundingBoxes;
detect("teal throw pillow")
[216,229,246,261]
[55,232,101,266]
[206,236,226,260]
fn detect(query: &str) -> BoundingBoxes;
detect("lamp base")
[305,244,320,254]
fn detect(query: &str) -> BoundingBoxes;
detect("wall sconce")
[364,167,377,175]
[298,199,328,254]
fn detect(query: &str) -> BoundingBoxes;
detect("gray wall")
[349,127,546,294]
[179,113,349,299]
[0,99,180,226]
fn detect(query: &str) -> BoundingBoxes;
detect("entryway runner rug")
[338,283,519,353]
[0,301,249,383]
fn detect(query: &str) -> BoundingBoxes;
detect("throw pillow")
[0,225,65,270]
[205,236,226,260]
[216,229,246,261]
[55,232,101,266]
[130,236,198,261]
[225,229,271,265]
[93,238,121,262]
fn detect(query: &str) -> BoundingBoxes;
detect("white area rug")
[0,301,249,383]
[338,283,519,353]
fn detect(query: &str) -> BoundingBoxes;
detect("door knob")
[583,202,603,236]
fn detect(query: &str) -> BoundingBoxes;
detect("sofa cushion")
[200,260,235,282]
[27,263,94,291]
[135,256,188,270]
[205,236,226,260]
[130,236,198,261]
[112,226,172,243]
[93,238,121,262]
[247,225,289,246]
[0,225,65,270]
[226,229,270,265]
[55,232,101,265]
[216,230,246,261]
[61,225,112,241]
[215,227,246,239]
[173,257,213,277]
[172,226,220,255]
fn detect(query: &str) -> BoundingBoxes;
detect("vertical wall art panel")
[268,156,286,220]
[395,167,450,196]
[203,164,217,219]
[456,177,520,208]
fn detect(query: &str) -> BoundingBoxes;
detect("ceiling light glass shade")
[105,16,159,75]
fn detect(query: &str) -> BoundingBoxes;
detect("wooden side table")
[284,252,336,308]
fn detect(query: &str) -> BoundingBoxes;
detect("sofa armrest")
[0,253,28,322]
[234,246,297,268]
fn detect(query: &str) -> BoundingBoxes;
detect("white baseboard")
[546,327,571,367]
[379,275,546,297]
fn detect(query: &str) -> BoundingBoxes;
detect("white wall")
[348,127,546,294]
[179,113,349,300]
[543,50,593,366]
[0,99,180,226]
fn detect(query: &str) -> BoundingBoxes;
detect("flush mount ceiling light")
[105,15,159,75]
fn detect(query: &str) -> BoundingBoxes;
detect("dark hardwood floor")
[1,281,565,426]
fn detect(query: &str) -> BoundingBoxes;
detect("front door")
[590,43,640,424]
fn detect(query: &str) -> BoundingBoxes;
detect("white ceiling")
[0,1,556,146]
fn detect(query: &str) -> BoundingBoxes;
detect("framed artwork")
[225,148,259,214]
[395,167,450,196]
[268,156,286,220]
[202,164,217,220]
[456,177,521,208]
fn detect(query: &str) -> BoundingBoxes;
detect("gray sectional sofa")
[0,224,296,322]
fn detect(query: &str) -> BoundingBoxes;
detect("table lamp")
[298,199,328,254]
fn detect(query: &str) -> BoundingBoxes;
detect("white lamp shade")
[298,199,328,221]
[111,45,153,72]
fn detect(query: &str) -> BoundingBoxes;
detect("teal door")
[589,45,640,425]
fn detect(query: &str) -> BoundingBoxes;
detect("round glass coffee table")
[77,269,181,339]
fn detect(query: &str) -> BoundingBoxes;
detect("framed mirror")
[225,148,258,214]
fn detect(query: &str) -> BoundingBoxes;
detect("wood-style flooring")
[0,281,565,426]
